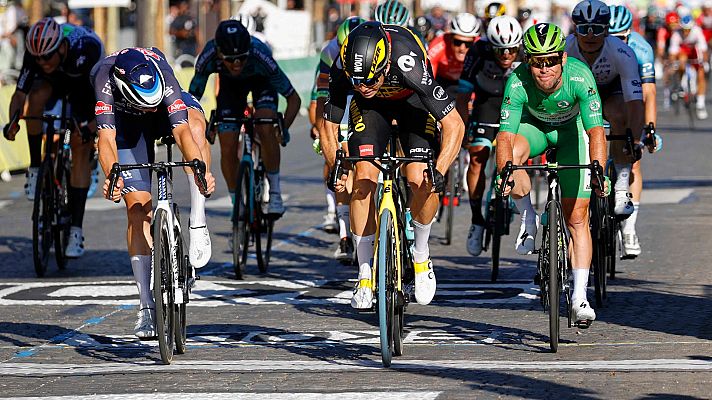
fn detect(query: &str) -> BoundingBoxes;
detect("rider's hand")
[103,176,124,202]
[425,168,446,194]
[206,125,217,145]
[592,175,611,198]
[495,173,514,196]
[327,168,347,193]
[3,122,19,141]
[196,171,216,196]
[310,125,319,140]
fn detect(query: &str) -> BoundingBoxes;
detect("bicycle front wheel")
[153,209,176,364]
[444,165,456,245]
[256,213,274,274]
[174,217,188,355]
[377,210,396,367]
[491,197,506,282]
[32,163,52,277]
[53,160,71,270]
[547,200,560,353]
[232,163,251,280]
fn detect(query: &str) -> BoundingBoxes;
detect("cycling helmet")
[665,12,680,26]
[609,5,633,34]
[449,13,481,38]
[340,21,391,83]
[523,23,566,55]
[231,13,256,36]
[680,14,695,29]
[111,48,166,109]
[337,16,366,47]
[26,17,63,57]
[487,16,523,47]
[414,15,432,36]
[571,0,611,26]
[214,19,251,56]
[484,2,506,19]
[375,0,410,26]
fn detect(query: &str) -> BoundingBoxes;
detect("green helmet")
[337,16,366,47]
[523,23,566,56]
[375,0,410,26]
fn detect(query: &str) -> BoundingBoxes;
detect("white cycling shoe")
[466,224,485,256]
[515,215,539,255]
[414,259,436,305]
[620,232,642,258]
[189,224,212,268]
[267,193,286,216]
[697,105,708,120]
[614,192,634,216]
[65,227,85,258]
[134,308,157,339]
[322,212,338,234]
[25,167,38,201]
[351,279,373,309]
[572,298,596,328]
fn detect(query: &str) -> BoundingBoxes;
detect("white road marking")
[532,187,694,205]
[84,197,123,211]
[0,200,11,210]
[3,358,712,376]
[5,393,441,400]
[206,194,291,210]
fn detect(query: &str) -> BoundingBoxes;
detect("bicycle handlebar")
[107,159,209,203]
[206,112,288,146]
[331,148,436,190]
[498,160,605,198]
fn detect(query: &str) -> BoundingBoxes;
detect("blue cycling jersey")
[628,31,655,84]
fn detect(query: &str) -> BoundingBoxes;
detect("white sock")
[621,202,639,235]
[267,172,281,196]
[615,164,631,193]
[187,174,206,227]
[131,255,155,309]
[325,188,336,214]
[513,194,536,224]
[571,268,589,301]
[698,94,706,107]
[337,204,350,239]
[412,219,432,264]
[352,234,374,280]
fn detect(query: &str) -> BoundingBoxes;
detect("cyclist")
[308,16,365,262]
[566,0,644,220]
[428,13,481,99]
[659,11,680,109]
[497,23,606,326]
[3,18,104,258]
[233,13,271,50]
[669,14,708,119]
[95,47,216,338]
[456,15,523,256]
[319,21,465,308]
[609,4,658,257]
[374,0,410,26]
[414,15,435,43]
[483,2,506,30]
[189,20,301,217]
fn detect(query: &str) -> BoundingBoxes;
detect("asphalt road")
[1,100,712,399]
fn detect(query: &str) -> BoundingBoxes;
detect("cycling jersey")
[311,37,340,101]
[657,27,674,55]
[565,35,643,102]
[628,31,656,84]
[427,34,474,84]
[324,25,455,124]
[669,26,708,58]
[697,14,712,42]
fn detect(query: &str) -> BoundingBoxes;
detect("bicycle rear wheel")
[443,164,456,245]
[153,209,175,364]
[256,211,274,273]
[377,210,395,367]
[232,163,251,280]
[548,200,560,353]
[53,160,70,270]
[491,197,506,282]
[607,191,618,280]
[591,197,607,308]
[32,163,52,277]
[174,215,188,355]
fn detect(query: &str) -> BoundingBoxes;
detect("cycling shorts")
[346,95,439,160]
[516,115,591,199]
[117,91,203,194]
[679,45,704,67]
[466,96,502,148]
[216,77,278,133]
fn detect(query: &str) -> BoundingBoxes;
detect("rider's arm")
[455,46,478,126]
[97,128,119,177]
[188,40,218,100]
[587,125,607,168]
[320,61,350,168]
[283,91,301,129]
[614,40,645,140]
[495,70,526,172]
[318,119,340,168]
[437,109,465,174]
[575,64,606,165]
[643,83,657,127]
[172,122,203,162]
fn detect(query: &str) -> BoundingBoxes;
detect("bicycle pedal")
[574,319,592,330]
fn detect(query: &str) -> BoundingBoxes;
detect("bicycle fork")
[373,179,404,293]
[153,172,182,305]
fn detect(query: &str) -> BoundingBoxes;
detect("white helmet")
[231,13,256,36]
[449,13,481,38]
[487,15,523,48]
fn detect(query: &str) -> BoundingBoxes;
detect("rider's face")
[221,54,248,76]
[494,46,519,69]
[529,52,566,93]
[36,42,64,74]
[352,63,389,98]
[450,34,475,62]
[575,24,607,53]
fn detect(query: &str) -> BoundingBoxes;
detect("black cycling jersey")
[324,24,456,124]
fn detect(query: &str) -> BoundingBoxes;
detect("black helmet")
[414,15,432,36]
[215,19,251,57]
[339,21,391,85]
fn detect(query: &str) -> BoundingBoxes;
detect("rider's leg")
[185,106,212,267]
[66,133,93,257]
[125,191,154,308]
[562,197,596,318]
[696,59,707,117]
[24,81,53,199]
[508,126,543,255]
[322,162,337,230]
[467,143,490,226]
[604,93,634,216]
[254,105,284,214]
[335,140,354,260]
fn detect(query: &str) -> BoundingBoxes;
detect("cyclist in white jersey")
[566,0,644,220]
[668,14,708,119]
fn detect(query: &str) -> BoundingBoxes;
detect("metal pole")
[137,0,157,47]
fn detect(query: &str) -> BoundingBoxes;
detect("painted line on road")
[3,392,441,400]
[3,358,712,376]
[0,200,11,210]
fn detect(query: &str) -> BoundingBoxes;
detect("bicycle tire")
[491,198,505,282]
[174,217,187,355]
[608,192,618,280]
[591,197,607,308]
[393,215,409,357]
[32,163,52,277]
[153,209,175,364]
[377,210,395,367]
[53,160,70,270]
[548,200,560,353]
[232,164,251,280]
[444,164,456,245]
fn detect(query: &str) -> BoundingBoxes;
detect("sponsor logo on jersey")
[631,80,642,87]
[557,100,570,108]
[617,48,631,58]
[441,101,455,116]
[164,85,175,98]
[137,47,162,61]
[168,99,188,114]
[95,101,113,115]
[589,100,601,111]
[500,110,510,120]
[398,52,416,72]
[511,81,523,89]
[587,87,597,96]
[570,76,584,82]
[504,96,511,105]
[433,85,447,101]
[359,144,374,156]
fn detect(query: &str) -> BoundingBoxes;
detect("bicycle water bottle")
[405,208,415,241]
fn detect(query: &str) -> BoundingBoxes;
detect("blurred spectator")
[253,7,267,32]
[169,0,197,57]
[426,5,449,35]
[517,8,534,31]
[325,5,341,40]
[0,0,26,81]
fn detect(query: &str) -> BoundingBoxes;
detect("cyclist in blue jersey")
[3,18,104,258]
[609,5,658,258]
[94,47,215,338]
[190,20,301,217]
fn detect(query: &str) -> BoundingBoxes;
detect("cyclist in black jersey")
[456,15,523,257]
[320,22,465,309]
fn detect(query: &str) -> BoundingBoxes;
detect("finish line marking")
[1,393,441,400]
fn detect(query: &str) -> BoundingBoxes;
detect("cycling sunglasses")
[349,71,385,87]
[34,50,58,61]
[452,38,475,48]
[528,54,563,69]
[575,24,608,37]
[221,52,249,63]
[493,46,519,56]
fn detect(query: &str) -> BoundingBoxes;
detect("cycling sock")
[28,134,42,168]
[68,186,89,228]
[187,174,206,227]
[352,233,374,279]
[571,268,589,302]
[267,172,281,196]
[621,202,640,235]
[469,197,484,225]
[412,219,433,264]
[697,94,706,108]
[325,188,336,215]
[228,191,235,218]
[513,194,536,224]
[131,255,155,309]
[614,164,631,193]
[336,204,350,239]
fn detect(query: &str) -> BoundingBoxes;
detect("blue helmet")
[609,5,633,34]
[680,14,695,29]
[572,0,611,26]
[112,48,166,109]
